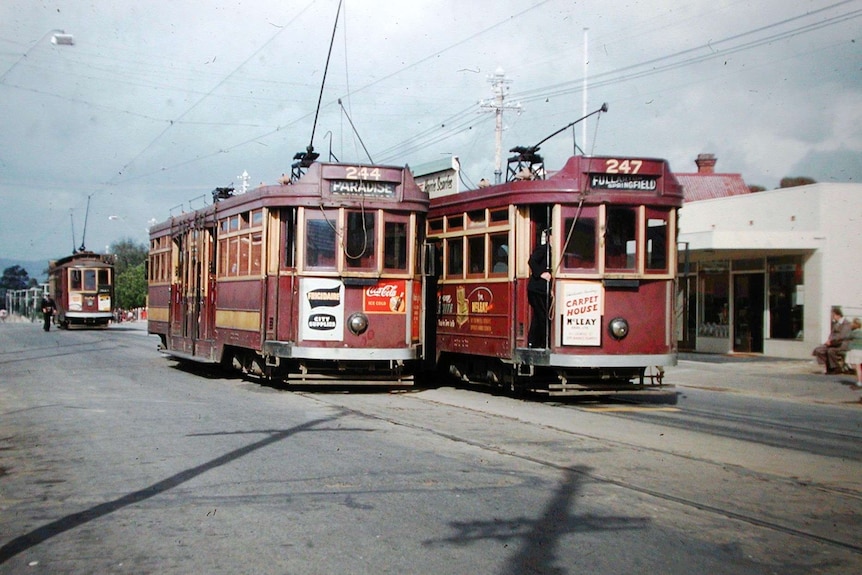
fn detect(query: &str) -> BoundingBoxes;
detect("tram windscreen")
[563,215,597,270]
[346,212,376,269]
[605,207,636,270]
[384,221,408,270]
[306,216,337,269]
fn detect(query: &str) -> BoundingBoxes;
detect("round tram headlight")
[347,312,369,335]
[608,317,629,340]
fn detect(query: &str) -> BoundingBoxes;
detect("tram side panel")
[436,282,513,359]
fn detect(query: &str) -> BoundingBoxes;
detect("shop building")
[676,155,862,359]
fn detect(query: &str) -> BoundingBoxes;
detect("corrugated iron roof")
[676,173,751,202]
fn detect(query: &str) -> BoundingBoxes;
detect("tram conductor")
[528,229,552,348]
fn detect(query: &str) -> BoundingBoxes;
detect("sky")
[1,0,860,263]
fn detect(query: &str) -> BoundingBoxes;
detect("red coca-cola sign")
[364,280,406,313]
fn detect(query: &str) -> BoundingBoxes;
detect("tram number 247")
[605,159,643,174]
[346,166,383,180]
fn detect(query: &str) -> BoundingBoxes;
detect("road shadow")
[0,413,346,565]
[425,466,650,574]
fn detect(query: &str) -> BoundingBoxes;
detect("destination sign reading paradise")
[330,180,397,197]
[590,174,657,191]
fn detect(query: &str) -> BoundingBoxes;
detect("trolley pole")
[480,68,521,184]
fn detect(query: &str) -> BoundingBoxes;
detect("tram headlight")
[347,312,369,335]
[608,317,629,340]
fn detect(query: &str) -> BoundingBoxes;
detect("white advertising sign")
[300,278,344,341]
[560,282,603,346]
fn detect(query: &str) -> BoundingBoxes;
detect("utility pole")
[480,68,521,184]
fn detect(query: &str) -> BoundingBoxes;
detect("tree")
[779,176,816,188]
[748,185,766,193]
[110,237,148,277]
[109,238,148,309]
[0,265,31,291]
[115,263,147,309]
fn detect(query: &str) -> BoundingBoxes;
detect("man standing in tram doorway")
[528,229,552,348]
[40,294,56,332]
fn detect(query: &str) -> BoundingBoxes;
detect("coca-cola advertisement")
[364,280,406,313]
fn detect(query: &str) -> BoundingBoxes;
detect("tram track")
[300,389,862,556]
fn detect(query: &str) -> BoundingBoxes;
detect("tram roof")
[430,155,683,212]
[149,161,428,235]
[49,251,114,270]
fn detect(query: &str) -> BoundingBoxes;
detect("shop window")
[768,257,804,340]
[698,265,729,338]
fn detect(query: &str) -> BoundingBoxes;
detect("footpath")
[673,352,862,407]
[2,317,859,406]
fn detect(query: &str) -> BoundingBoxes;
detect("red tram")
[147,161,429,384]
[48,251,115,328]
[427,154,683,397]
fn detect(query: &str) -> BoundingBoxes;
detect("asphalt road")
[1,321,860,574]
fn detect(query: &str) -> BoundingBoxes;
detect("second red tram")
[427,154,683,397]
[48,251,115,328]
[148,161,428,384]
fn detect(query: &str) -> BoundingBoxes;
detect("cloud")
[1,0,860,260]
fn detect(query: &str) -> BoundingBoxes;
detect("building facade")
[677,182,862,359]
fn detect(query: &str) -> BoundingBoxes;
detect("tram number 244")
[605,159,643,174]
[346,166,383,180]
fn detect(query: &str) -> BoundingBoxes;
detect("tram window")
[489,208,509,226]
[562,214,597,270]
[229,215,240,231]
[218,238,228,276]
[428,218,444,234]
[282,209,296,268]
[239,236,251,274]
[346,211,376,269]
[490,234,509,274]
[70,269,82,290]
[447,214,463,231]
[84,270,97,291]
[467,236,485,274]
[646,216,669,271]
[98,269,110,287]
[467,209,485,228]
[447,237,463,277]
[228,237,240,276]
[605,207,637,270]
[251,209,263,226]
[306,216,336,269]
[384,221,408,270]
[250,232,262,275]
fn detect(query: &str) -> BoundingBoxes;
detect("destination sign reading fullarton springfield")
[590,174,657,191]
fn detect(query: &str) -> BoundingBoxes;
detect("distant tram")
[427,153,683,398]
[147,161,429,384]
[48,251,115,328]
